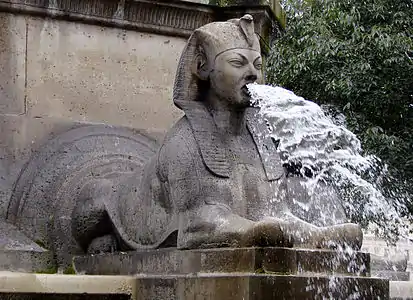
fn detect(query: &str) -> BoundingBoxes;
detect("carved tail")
[6,124,158,268]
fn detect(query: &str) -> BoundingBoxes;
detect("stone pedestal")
[132,273,387,299]
[73,247,389,299]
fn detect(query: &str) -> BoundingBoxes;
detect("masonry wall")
[0,12,186,217]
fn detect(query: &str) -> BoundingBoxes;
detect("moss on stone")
[63,265,76,275]
[36,265,58,274]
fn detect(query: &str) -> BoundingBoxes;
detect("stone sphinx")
[6,15,363,268]
[71,15,362,254]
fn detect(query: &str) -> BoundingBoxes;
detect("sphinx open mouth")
[241,85,251,97]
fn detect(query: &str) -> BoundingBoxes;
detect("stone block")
[0,13,26,115]
[390,281,413,300]
[25,16,184,132]
[73,247,370,277]
[294,248,369,275]
[133,273,388,299]
[373,270,410,282]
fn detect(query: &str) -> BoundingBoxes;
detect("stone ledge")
[0,271,390,300]
[0,272,133,295]
[0,250,53,273]
[0,0,280,39]
[73,247,370,277]
[0,294,130,300]
[374,270,410,282]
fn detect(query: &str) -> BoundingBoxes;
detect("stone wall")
[0,12,187,218]
[0,0,281,218]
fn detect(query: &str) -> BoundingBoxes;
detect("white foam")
[248,84,409,242]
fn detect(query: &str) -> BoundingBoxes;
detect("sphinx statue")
[69,14,362,254]
[6,15,363,269]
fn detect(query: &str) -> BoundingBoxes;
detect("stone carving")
[7,15,363,269]
[71,15,362,253]
[0,0,278,39]
[6,124,159,267]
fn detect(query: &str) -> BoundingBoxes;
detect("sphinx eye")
[228,59,244,68]
[254,62,263,70]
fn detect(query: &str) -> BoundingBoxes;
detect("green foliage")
[268,0,412,214]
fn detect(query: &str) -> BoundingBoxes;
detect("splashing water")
[248,84,409,243]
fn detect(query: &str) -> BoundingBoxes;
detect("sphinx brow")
[229,53,262,64]
[214,48,260,61]
[231,52,248,61]
[253,57,262,64]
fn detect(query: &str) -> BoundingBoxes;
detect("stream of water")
[248,84,410,243]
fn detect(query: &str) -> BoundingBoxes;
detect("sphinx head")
[174,15,263,110]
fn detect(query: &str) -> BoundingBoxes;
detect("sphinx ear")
[192,46,209,81]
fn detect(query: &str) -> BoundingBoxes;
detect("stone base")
[0,294,129,300]
[0,271,389,300]
[73,247,370,276]
[134,273,388,299]
[72,247,389,299]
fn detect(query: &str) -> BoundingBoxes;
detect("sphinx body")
[72,15,362,255]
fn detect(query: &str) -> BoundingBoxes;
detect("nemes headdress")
[173,14,260,109]
[172,15,283,181]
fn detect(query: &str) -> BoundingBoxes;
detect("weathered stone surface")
[0,221,52,273]
[0,13,26,115]
[5,124,158,270]
[0,250,53,274]
[0,115,80,218]
[0,221,44,252]
[25,17,185,132]
[0,0,281,39]
[0,272,133,299]
[133,273,389,300]
[0,295,130,300]
[73,247,370,277]
[0,270,390,300]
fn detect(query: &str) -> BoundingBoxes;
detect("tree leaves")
[270,0,413,218]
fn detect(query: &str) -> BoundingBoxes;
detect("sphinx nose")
[245,74,258,83]
[245,65,258,83]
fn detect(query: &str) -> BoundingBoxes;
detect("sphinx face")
[209,48,263,109]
